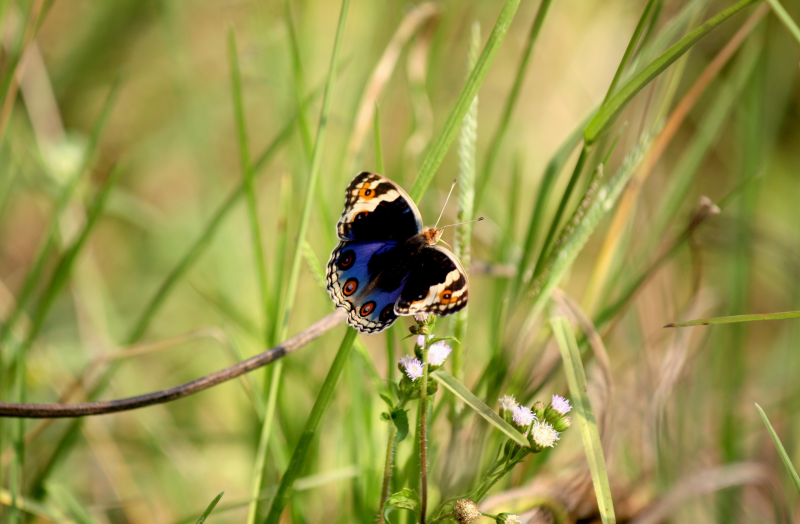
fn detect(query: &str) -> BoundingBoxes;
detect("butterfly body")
[326,172,469,334]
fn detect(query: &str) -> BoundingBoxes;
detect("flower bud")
[553,415,572,432]
[533,400,545,419]
[496,514,521,524]
[453,499,481,523]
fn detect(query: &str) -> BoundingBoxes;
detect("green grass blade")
[584,0,761,143]
[283,0,314,157]
[26,165,124,344]
[0,77,121,348]
[755,403,800,494]
[766,0,800,44]
[532,144,590,281]
[228,28,270,342]
[46,484,102,524]
[432,370,528,447]
[409,0,521,202]
[252,0,350,520]
[601,0,659,106]
[452,21,480,385]
[513,113,591,294]
[263,328,358,524]
[665,311,800,328]
[474,0,552,210]
[195,492,225,524]
[518,130,653,334]
[550,316,616,524]
[277,0,348,343]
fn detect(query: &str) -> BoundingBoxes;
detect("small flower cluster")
[398,332,452,381]
[499,394,572,451]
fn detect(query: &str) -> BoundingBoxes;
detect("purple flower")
[551,394,572,415]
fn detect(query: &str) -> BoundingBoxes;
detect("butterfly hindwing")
[326,239,406,333]
[394,245,468,317]
[336,172,423,242]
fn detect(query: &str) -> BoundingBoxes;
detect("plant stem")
[377,422,398,523]
[419,339,431,524]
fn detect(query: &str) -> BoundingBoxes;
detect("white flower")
[551,394,572,415]
[427,341,452,366]
[416,333,434,347]
[503,515,521,524]
[530,420,560,448]
[512,406,535,428]
[414,313,429,323]
[403,358,424,381]
[498,395,519,413]
[453,499,480,523]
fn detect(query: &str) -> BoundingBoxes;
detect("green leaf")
[550,316,616,524]
[383,488,421,523]
[755,403,800,494]
[432,370,528,447]
[390,408,410,444]
[584,0,760,143]
[379,393,394,409]
[195,492,225,524]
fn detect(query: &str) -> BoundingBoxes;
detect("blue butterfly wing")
[336,172,422,242]
[326,240,408,333]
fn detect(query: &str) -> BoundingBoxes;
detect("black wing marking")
[336,172,423,242]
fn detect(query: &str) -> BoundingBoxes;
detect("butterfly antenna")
[439,217,485,229]
[434,178,458,229]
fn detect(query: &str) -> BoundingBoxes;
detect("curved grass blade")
[549,316,616,524]
[664,311,800,328]
[584,0,761,143]
[195,492,225,524]
[432,370,527,447]
[409,0,521,202]
[755,403,800,494]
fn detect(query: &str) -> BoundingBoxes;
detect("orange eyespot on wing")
[357,184,376,199]
[343,278,358,296]
[438,289,459,305]
[359,301,376,316]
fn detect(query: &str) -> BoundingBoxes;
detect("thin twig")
[0,311,346,418]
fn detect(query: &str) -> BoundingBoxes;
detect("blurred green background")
[1,0,799,522]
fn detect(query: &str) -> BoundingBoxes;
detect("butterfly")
[326,172,470,334]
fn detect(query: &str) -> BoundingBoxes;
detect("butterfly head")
[423,227,443,245]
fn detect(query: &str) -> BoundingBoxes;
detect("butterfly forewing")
[336,172,422,242]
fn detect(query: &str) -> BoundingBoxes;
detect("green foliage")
[1,1,799,523]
